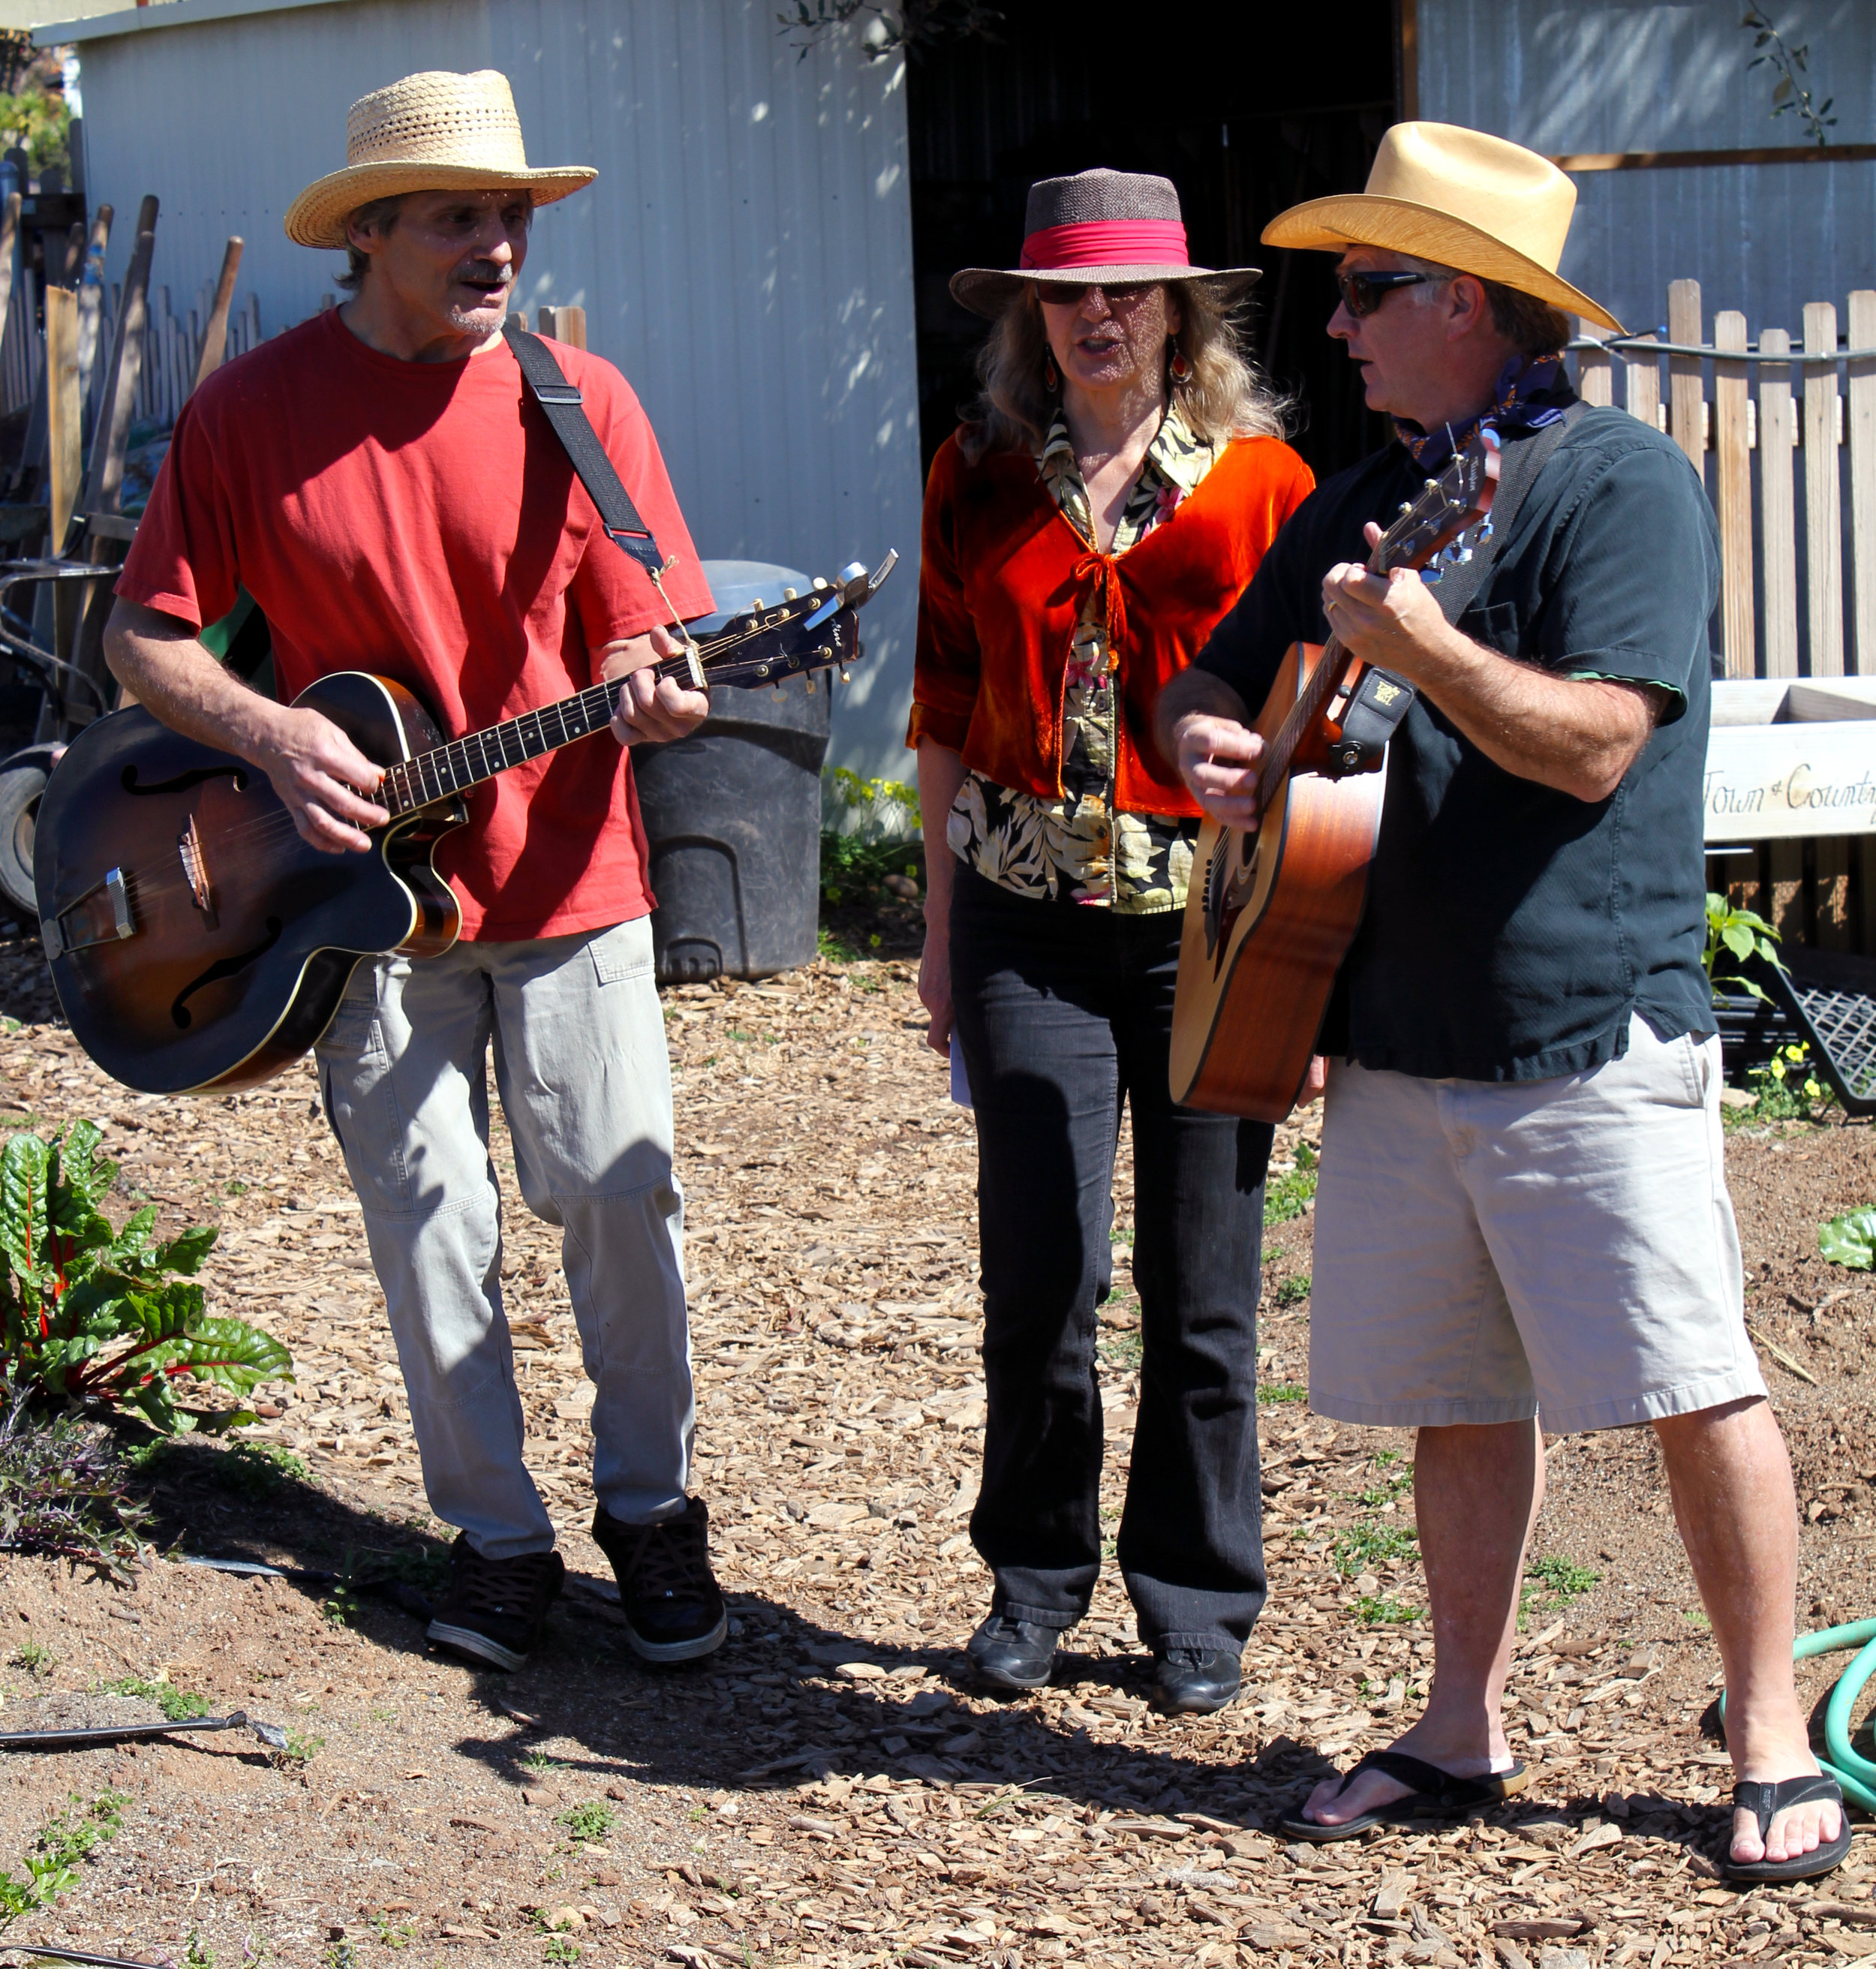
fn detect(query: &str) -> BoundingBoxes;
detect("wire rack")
[1762,948,1876,1118]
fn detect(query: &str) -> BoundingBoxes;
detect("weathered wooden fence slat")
[1714,308,1753,680]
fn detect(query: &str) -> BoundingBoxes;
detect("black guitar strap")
[502,319,665,578]
[1324,403,1587,777]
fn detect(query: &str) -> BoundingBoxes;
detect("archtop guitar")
[36,555,896,1096]
[1168,442,1497,1120]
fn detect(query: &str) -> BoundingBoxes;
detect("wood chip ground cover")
[0,930,1871,1967]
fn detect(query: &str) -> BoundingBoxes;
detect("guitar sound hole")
[170,915,284,1029]
[122,763,248,797]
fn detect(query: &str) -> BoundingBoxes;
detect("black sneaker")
[591,1496,728,1664]
[425,1535,564,1673]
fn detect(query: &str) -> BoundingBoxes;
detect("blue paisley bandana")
[1396,354,1577,472]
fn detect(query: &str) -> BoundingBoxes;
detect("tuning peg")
[839,668,852,683]
[812,576,828,591]
[752,597,765,610]
[805,676,815,692]
[783,587,798,600]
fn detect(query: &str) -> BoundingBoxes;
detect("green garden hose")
[1720,1620,1876,1812]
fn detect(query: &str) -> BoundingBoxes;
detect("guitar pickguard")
[1201,828,1264,973]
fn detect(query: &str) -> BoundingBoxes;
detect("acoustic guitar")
[36,555,896,1096]
[1168,442,1497,1120]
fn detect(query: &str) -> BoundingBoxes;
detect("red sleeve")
[113,393,240,631]
[907,436,982,753]
[564,348,715,647]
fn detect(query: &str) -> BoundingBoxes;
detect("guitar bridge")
[178,813,218,929]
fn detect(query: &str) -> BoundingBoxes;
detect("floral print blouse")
[946,403,1219,914]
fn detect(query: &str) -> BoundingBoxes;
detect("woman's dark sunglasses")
[1335,269,1435,317]
[1034,280,1153,307]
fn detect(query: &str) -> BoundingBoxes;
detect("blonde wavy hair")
[956,280,1289,463]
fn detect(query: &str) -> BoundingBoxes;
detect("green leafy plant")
[370,1913,414,1952]
[1264,1142,1318,1228]
[278,1730,324,1769]
[1356,1595,1419,1626]
[8,1639,50,1673]
[184,1933,214,1969]
[209,1439,309,1498]
[1522,1553,1600,1622]
[543,1939,581,1964]
[324,1943,354,1969]
[101,1676,208,1722]
[0,78,70,179]
[1359,1471,1413,1508]
[1741,5,1835,146]
[1258,1381,1307,1405]
[0,1120,293,1432]
[1821,1207,1876,1270]
[1275,1274,1311,1308]
[1333,1521,1418,1578]
[1704,891,1784,1006]
[0,1790,126,1923]
[560,1801,617,1841]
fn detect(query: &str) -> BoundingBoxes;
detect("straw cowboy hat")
[950,169,1259,320]
[284,70,596,250]
[1261,122,1623,335]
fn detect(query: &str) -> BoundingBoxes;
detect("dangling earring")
[1168,345,1191,384]
[1044,348,1060,392]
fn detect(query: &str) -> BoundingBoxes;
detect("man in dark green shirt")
[1158,122,1845,1883]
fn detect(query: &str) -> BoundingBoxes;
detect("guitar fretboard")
[380,654,692,816]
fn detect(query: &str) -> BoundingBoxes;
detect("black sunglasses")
[1335,269,1437,318]
[1034,280,1153,307]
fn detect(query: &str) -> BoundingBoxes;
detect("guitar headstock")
[657,552,899,693]
[1375,433,1499,578]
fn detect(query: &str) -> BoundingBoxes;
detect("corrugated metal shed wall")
[65,0,920,780]
[1419,0,1876,338]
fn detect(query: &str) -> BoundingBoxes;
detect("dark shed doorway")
[905,3,1399,485]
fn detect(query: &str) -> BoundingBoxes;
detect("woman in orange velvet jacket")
[909,168,1315,1717]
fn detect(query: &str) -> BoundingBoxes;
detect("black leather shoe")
[1150,1646,1242,1715]
[966,1613,1060,1691]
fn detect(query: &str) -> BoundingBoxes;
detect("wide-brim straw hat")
[1261,121,1623,335]
[950,169,1260,320]
[284,70,596,250]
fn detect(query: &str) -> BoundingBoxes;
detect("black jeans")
[949,864,1273,1654]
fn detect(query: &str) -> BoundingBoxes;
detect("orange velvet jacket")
[908,429,1315,814]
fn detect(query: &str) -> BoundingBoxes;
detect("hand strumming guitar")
[1159,669,1266,832]
[602,624,712,745]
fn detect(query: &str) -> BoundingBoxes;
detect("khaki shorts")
[1309,1014,1765,1434]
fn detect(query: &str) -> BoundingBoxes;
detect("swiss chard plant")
[0,1120,291,1432]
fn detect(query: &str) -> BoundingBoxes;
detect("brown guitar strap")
[1324,401,1588,778]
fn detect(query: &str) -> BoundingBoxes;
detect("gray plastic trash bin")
[631,560,831,983]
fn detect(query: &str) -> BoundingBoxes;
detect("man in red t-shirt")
[106,69,729,1672]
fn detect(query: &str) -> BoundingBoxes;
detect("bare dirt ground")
[0,924,1873,1969]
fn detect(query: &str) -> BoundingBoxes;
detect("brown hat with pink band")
[949,169,1261,320]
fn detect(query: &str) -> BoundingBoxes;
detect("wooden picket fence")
[0,265,264,437]
[1570,281,1876,682]
[1568,282,1876,951]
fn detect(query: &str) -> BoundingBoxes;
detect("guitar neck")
[380,646,700,817]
